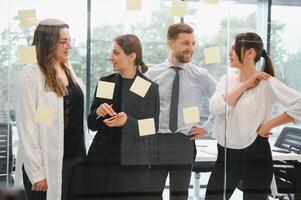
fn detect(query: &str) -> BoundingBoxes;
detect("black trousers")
[23,157,83,200]
[150,133,196,200]
[68,164,156,200]
[22,166,46,200]
[205,135,273,200]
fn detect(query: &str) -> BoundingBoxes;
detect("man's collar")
[165,58,189,70]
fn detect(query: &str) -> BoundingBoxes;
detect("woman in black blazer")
[84,34,159,199]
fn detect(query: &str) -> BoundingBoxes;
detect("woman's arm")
[224,84,247,106]
[87,84,103,131]
[209,75,233,115]
[225,72,270,106]
[87,81,116,131]
[15,67,46,185]
[257,77,301,137]
[257,112,294,137]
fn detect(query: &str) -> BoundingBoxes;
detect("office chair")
[272,127,301,200]
[192,161,215,199]
[0,122,14,187]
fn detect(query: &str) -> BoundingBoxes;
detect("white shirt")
[145,59,217,134]
[15,64,89,200]
[209,74,301,149]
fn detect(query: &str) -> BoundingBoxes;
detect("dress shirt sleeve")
[200,73,217,134]
[209,75,234,116]
[269,77,301,124]
[144,69,152,79]
[201,114,215,135]
[15,67,46,184]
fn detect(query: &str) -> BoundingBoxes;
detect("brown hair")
[114,34,148,73]
[234,32,275,77]
[167,23,194,40]
[33,18,75,96]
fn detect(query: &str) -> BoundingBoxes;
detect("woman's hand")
[257,122,273,138]
[32,179,47,192]
[243,72,271,90]
[96,103,117,118]
[104,112,127,127]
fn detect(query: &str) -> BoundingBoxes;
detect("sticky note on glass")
[203,0,219,5]
[96,81,115,99]
[34,106,55,125]
[138,118,156,136]
[18,46,37,64]
[126,0,142,10]
[183,106,200,124]
[171,0,187,17]
[18,9,37,28]
[204,46,221,64]
[130,76,151,98]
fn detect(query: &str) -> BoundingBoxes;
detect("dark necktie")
[169,67,180,133]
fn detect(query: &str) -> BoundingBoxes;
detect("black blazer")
[87,71,159,166]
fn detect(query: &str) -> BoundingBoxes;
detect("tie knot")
[171,66,181,72]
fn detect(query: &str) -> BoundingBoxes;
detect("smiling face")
[56,27,72,63]
[169,33,195,63]
[108,42,135,72]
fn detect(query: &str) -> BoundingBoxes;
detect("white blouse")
[209,74,301,149]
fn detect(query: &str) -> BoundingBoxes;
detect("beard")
[174,51,193,63]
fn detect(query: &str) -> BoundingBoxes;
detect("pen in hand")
[96,104,114,119]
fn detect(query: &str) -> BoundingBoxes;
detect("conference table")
[194,139,301,198]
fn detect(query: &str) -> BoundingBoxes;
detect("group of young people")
[14,18,301,200]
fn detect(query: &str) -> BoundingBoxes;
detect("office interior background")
[1,0,301,199]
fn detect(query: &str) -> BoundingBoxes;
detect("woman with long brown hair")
[15,18,87,200]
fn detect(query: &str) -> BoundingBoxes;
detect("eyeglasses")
[58,38,75,46]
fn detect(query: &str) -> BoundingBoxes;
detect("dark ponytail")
[139,60,148,73]
[235,32,275,77]
[260,49,275,77]
[114,34,148,73]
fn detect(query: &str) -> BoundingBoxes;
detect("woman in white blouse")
[205,32,301,200]
[15,19,87,200]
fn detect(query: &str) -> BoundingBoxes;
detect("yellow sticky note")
[138,118,156,136]
[96,81,115,99]
[18,46,37,64]
[126,0,142,10]
[18,9,37,28]
[171,0,187,17]
[204,46,221,64]
[203,0,219,5]
[34,106,55,125]
[129,76,151,98]
[183,106,200,124]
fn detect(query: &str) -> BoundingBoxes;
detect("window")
[89,0,176,104]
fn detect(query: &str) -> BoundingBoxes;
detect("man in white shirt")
[145,23,217,200]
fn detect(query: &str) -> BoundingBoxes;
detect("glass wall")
[271,1,301,131]
[0,0,86,189]
[1,1,301,199]
[185,0,258,129]
[89,0,177,105]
